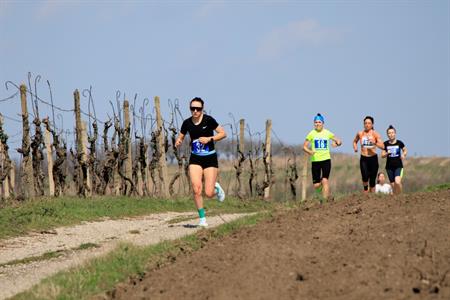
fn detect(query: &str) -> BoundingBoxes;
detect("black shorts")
[189,153,218,169]
[360,155,379,187]
[386,167,403,183]
[311,159,331,184]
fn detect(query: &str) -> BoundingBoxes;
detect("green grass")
[422,182,450,192]
[0,243,100,268]
[166,215,197,224]
[12,212,269,300]
[0,196,273,240]
[73,243,101,251]
[0,250,65,268]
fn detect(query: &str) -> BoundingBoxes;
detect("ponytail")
[387,125,396,133]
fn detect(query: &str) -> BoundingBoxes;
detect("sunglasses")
[190,106,203,112]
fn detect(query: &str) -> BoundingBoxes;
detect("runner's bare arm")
[303,140,314,155]
[402,147,408,159]
[353,133,360,152]
[175,132,185,148]
[213,125,227,141]
[375,133,385,150]
[331,136,342,147]
[381,149,388,158]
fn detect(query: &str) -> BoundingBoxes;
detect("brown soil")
[0,213,250,299]
[102,190,450,300]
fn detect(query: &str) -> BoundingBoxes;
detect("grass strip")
[12,212,270,300]
[0,243,100,268]
[0,251,65,268]
[422,182,450,192]
[0,196,273,240]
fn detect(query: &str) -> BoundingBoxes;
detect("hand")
[198,137,211,144]
[354,147,358,153]
[402,155,408,166]
[332,141,342,148]
[175,139,182,148]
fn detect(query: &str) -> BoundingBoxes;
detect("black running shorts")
[386,167,403,183]
[311,159,331,184]
[189,153,218,169]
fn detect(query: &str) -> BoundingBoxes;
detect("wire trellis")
[0,75,298,201]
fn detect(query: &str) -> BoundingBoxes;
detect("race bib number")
[191,139,210,154]
[386,145,400,157]
[362,136,375,148]
[314,139,328,150]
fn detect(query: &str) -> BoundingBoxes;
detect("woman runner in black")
[381,125,407,194]
[175,97,226,227]
[353,116,385,193]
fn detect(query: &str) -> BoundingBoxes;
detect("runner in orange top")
[353,116,384,193]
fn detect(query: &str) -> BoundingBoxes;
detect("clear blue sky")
[1,0,449,156]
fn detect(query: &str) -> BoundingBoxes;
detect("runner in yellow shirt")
[303,113,342,202]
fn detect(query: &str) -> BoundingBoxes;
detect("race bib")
[314,138,328,150]
[191,139,210,155]
[386,145,400,157]
[362,136,375,148]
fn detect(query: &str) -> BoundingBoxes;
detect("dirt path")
[104,190,450,300]
[0,212,250,300]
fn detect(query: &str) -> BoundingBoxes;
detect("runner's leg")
[369,156,379,193]
[189,164,205,213]
[321,160,331,199]
[394,168,403,194]
[322,178,330,199]
[386,168,396,194]
[311,162,322,198]
[203,167,218,198]
[360,157,369,192]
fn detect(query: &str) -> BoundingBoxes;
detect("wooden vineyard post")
[154,96,169,198]
[263,119,272,200]
[10,161,15,197]
[137,164,143,196]
[0,139,8,199]
[146,153,151,196]
[74,90,91,197]
[0,114,13,199]
[239,119,245,155]
[123,100,133,193]
[237,118,245,198]
[44,127,55,196]
[20,84,35,198]
[81,121,91,196]
[301,154,308,202]
[114,171,121,195]
[74,89,82,194]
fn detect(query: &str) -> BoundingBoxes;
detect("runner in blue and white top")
[175,97,227,227]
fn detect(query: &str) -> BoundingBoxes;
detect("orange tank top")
[357,129,381,157]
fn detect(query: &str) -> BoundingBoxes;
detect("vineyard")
[1,74,449,203]
[0,74,286,201]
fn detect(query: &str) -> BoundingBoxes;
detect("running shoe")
[215,182,225,202]
[198,217,208,228]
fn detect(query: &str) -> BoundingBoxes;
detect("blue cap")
[314,114,324,123]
